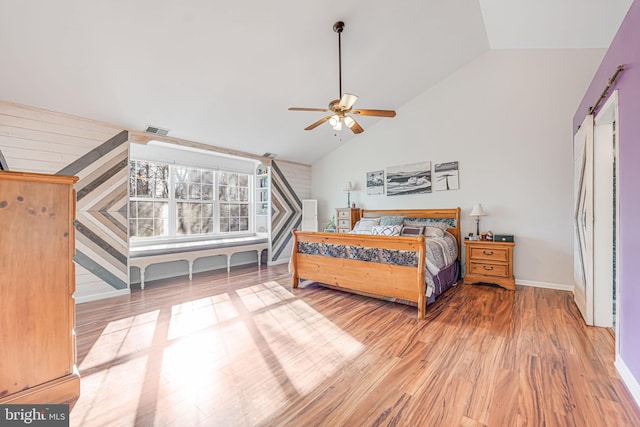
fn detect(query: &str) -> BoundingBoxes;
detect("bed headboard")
[360,208,462,258]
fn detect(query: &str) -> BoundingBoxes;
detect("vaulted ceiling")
[0,0,632,164]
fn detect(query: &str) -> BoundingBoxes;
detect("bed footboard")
[291,231,428,319]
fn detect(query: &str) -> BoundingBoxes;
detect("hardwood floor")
[71,264,640,426]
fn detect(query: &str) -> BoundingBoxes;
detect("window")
[218,172,250,232]
[129,161,169,237]
[129,160,252,239]
[174,166,215,235]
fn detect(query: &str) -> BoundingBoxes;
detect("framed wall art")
[385,162,431,196]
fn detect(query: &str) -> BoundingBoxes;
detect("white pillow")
[371,224,402,236]
[354,217,381,232]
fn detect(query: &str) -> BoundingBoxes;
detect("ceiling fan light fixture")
[344,116,355,128]
[288,20,396,134]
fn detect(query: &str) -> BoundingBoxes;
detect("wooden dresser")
[463,240,515,290]
[0,171,80,404]
[336,207,361,233]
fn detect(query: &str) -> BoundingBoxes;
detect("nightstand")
[463,240,515,290]
[336,208,361,233]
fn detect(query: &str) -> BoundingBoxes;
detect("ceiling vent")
[145,125,170,136]
[262,152,278,158]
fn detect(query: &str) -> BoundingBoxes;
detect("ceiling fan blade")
[348,118,364,134]
[338,93,358,109]
[352,109,397,118]
[304,115,331,131]
[289,107,330,112]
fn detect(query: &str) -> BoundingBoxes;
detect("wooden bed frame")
[291,208,461,319]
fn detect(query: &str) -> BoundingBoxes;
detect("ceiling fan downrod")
[333,21,345,100]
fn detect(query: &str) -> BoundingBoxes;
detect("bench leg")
[257,250,261,268]
[188,260,194,280]
[140,268,146,290]
[226,255,231,273]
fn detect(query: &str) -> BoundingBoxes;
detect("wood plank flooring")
[71,264,640,426]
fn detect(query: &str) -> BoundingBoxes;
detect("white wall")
[311,49,605,288]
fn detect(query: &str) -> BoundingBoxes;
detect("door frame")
[593,91,620,342]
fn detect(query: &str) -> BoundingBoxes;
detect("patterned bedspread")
[296,232,458,297]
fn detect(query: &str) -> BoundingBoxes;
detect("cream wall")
[311,49,605,288]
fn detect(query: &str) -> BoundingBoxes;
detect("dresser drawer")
[469,247,508,262]
[337,219,351,228]
[337,228,349,233]
[337,210,350,218]
[468,262,508,278]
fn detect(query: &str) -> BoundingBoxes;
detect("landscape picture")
[385,162,432,196]
[433,161,460,191]
[366,170,384,195]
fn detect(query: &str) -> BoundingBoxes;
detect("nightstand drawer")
[469,247,508,262]
[337,219,351,228]
[468,262,508,278]
[337,210,350,218]
[337,228,349,233]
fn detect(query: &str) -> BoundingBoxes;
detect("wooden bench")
[129,237,269,289]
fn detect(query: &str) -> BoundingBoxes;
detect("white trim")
[573,284,588,321]
[515,279,573,292]
[615,356,640,409]
[75,288,130,304]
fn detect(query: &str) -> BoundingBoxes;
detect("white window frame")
[129,159,255,246]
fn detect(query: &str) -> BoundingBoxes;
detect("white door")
[301,199,318,231]
[574,115,594,325]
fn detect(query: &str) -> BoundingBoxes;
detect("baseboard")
[515,279,573,292]
[75,288,130,304]
[615,356,640,410]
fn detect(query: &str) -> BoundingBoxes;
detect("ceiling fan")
[288,21,396,134]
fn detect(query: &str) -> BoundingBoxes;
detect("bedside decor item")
[469,203,487,237]
[343,181,354,206]
[493,234,514,242]
[324,216,336,232]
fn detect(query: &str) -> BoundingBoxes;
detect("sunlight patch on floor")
[167,292,239,340]
[79,310,159,372]
[252,299,364,395]
[71,356,148,427]
[235,280,295,312]
[72,279,364,426]
[161,319,287,423]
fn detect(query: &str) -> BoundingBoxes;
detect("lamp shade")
[469,203,486,217]
[343,181,354,191]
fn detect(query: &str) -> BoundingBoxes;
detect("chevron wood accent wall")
[270,160,311,262]
[0,101,130,301]
[58,130,129,292]
[0,148,7,170]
